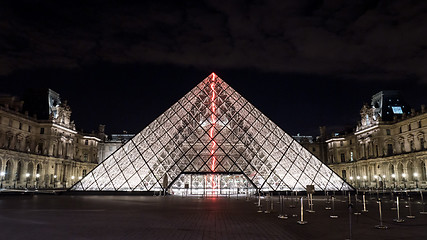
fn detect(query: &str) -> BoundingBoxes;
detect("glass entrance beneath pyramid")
[170,174,253,196]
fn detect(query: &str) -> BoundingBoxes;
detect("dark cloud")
[1,0,427,83]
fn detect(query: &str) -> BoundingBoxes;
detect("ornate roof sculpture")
[71,73,353,192]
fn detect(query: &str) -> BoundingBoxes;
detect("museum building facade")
[0,89,100,189]
[325,91,427,189]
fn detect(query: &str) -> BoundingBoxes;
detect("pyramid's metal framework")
[71,73,353,192]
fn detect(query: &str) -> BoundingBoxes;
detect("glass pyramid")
[71,73,353,192]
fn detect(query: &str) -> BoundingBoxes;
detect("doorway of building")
[169,173,254,196]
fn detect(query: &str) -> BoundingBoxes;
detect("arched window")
[36,164,42,175]
[421,162,426,181]
[27,162,34,181]
[5,161,12,181]
[16,162,22,182]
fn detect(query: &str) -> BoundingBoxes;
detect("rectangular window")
[419,121,422,128]
[342,170,347,180]
[85,140,88,145]
[28,126,31,132]
[19,122,22,130]
[386,129,391,135]
[399,127,402,133]
[421,138,425,150]
[408,124,411,131]
[340,153,345,162]
[350,152,354,161]
[350,140,352,145]
[40,128,45,134]
[392,106,403,114]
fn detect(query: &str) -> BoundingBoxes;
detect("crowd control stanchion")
[290,191,296,208]
[257,191,263,213]
[354,193,361,215]
[307,193,315,213]
[278,195,288,219]
[265,193,271,213]
[362,193,368,213]
[393,196,404,223]
[330,196,338,219]
[297,197,307,225]
[348,203,353,240]
[375,199,388,229]
[325,191,331,210]
[407,196,415,219]
[390,192,397,210]
[420,190,427,215]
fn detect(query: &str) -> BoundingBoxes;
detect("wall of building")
[325,95,426,189]
[0,93,99,189]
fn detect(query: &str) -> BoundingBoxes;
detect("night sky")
[1,0,426,137]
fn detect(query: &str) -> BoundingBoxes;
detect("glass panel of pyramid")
[71,73,353,192]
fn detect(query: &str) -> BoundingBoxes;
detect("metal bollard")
[420,190,427,214]
[374,199,388,229]
[330,196,338,218]
[265,194,271,213]
[354,193,361,215]
[297,197,307,224]
[362,193,368,213]
[325,192,331,210]
[257,192,263,213]
[407,196,415,219]
[393,196,404,223]
[278,195,288,219]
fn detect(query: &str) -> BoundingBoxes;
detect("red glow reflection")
[209,73,217,191]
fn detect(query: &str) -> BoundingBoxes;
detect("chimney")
[319,126,326,140]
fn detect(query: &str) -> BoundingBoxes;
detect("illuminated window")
[392,106,403,114]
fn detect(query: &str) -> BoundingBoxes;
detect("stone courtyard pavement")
[0,192,426,240]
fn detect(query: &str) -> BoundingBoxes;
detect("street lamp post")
[374,175,378,189]
[356,176,360,188]
[402,173,407,189]
[391,174,396,189]
[25,173,30,189]
[36,173,40,189]
[363,175,367,188]
[414,173,419,189]
[0,171,5,189]
[382,175,386,191]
